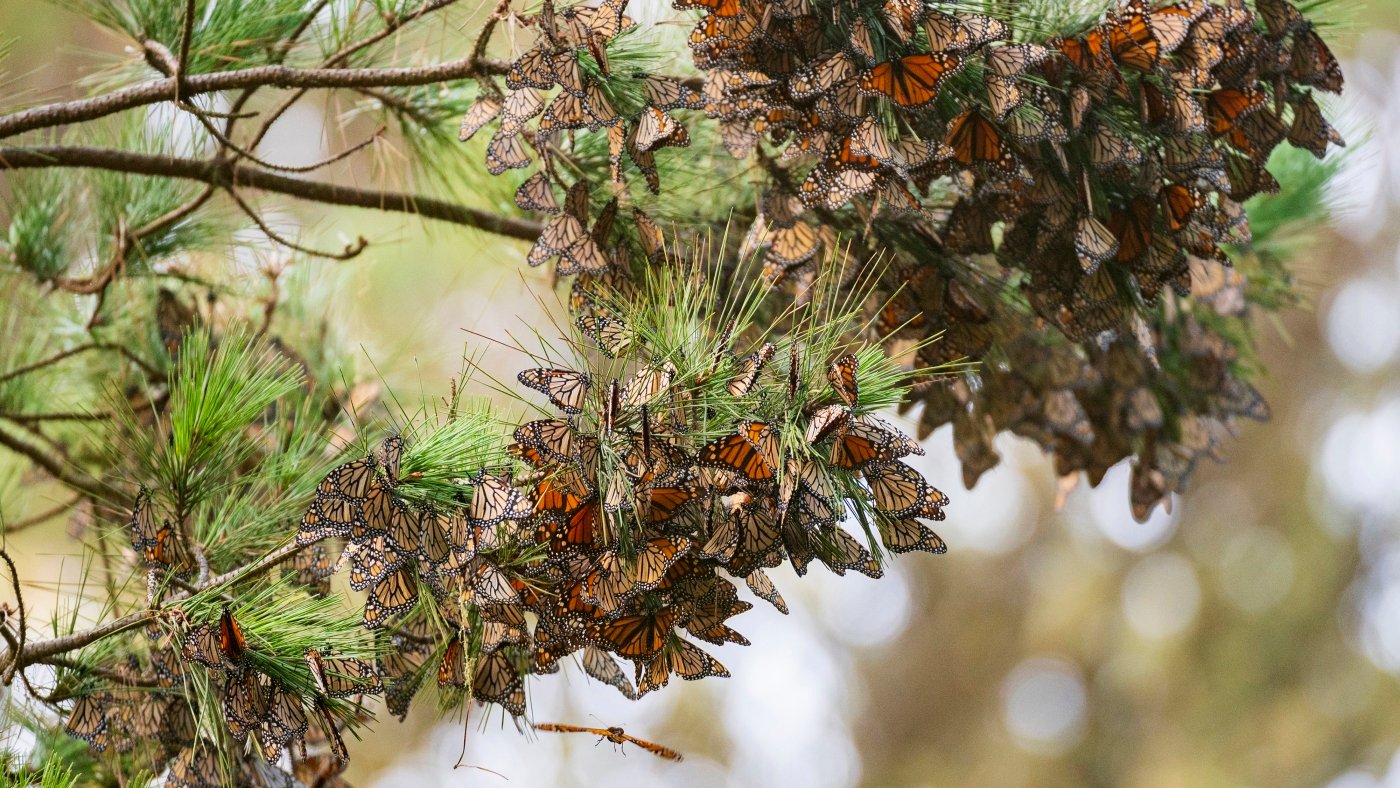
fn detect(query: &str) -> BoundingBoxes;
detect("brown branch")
[0,412,112,423]
[245,0,466,150]
[0,426,114,501]
[0,342,158,385]
[226,187,370,261]
[3,496,79,534]
[0,56,509,140]
[8,537,316,674]
[0,146,542,241]
[177,0,196,102]
[0,547,26,685]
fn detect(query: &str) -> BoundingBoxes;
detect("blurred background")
[3,2,1400,786]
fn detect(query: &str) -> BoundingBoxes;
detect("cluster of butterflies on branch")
[65,321,949,777]
[457,0,1342,520]
[63,604,370,787]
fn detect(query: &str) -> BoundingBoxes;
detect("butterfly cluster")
[459,0,703,203]
[64,604,375,786]
[672,0,1341,517]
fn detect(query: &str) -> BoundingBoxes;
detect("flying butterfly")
[535,723,684,761]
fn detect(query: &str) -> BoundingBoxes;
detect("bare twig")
[8,537,318,674]
[0,412,112,423]
[3,496,80,534]
[0,146,542,240]
[0,56,508,140]
[245,0,466,150]
[177,0,196,101]
[0,547,27,685]
[0,342,158,385]
[0,427,115,501]
[226,187,370,261]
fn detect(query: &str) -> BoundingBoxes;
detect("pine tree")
[0,0,1346,783]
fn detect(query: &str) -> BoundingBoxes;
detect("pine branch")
[0,146,543,240]
[3,538,317,678]
[0,57,510,140]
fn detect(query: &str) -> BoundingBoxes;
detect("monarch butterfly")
[641,75,705,110]
[514,173,560,215]
[470,472,531,526]
[805,403,850,444]
[634,106,691,152]
[540,90,589,134]
[218,606,248,666]
[946,109,1017,172]
[528,214,608,274]
[563,0,633,42]
[1257,0,1304,38]
[826,353,859,406]
[789,51,854,99]
[536,494,601,553]
[1223,151,1280,201]
[984,43,1050,78]
[128,489,182,569]
[1074,215,1119,275]
[437,637,466,687]
[167,744,220,788]
[700,422,779,483]
[222,668,269,741]
[258,681,308,761]
[535,723,684,761]
[486,131,531,175]
[581,645,638,699]
[65,694,109,750]
[873,517,952,554]
[1290,26,1344,93]
[1107,0,1160,72]
[1087,123,1141,168]
[469,559,520,605]
[1058,29,1108,71]
[348,535,406,591]
[1106,198,1155,263]
[633,207,666,262]
[574,314,635,358]
[501,87,546,130]
[865,461,949,518]
[986,76,1023,120]
[511,418,577,467]
[924,10,1006,52]
[621,361,677,409]
[638,638,730,696]
[458,93,503,141]
[586,605,680,659]
[848,16,876,61]
[745,568,789,614]
[858,53,962,108]
[1207,88,1266,136]
[363,566,418,629]
[305,649,382,698]
[507,46,558,91]
[1287,91,1345,158]
[472,649,526,716]
[518,368,591,415]
[727,343,775,397]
